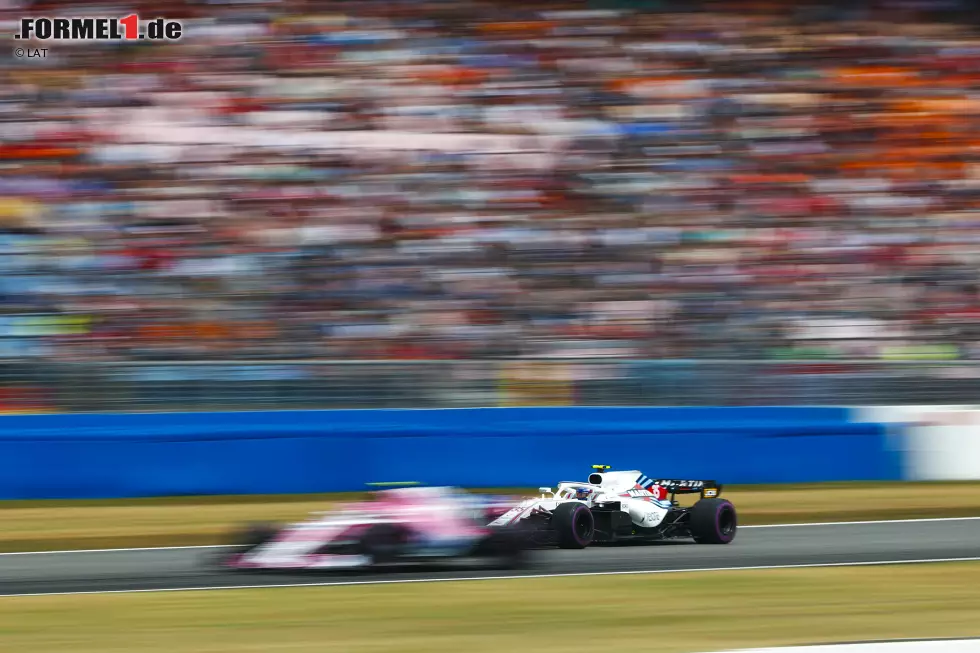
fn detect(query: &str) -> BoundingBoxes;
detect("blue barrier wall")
[0,407,903,499]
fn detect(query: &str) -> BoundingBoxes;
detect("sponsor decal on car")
[619,489,674,509]
[654,480,705,488]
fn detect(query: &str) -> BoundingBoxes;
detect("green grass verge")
[1,563,979,652]
[2,482,980,552]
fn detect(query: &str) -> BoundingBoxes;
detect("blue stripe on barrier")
[0,407,904,499]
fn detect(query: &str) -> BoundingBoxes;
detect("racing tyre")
[213,522,279,569]
[232,522,279,549]
[689,498,737,544]
[475,529,527,569]
[359,524,407,565]
[552,502,594,549]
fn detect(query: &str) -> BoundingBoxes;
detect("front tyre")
[552,502,595,549]
[689,498,737,544]
[212,522,280,569]
[231,522,279,548]
[359,524,408,565]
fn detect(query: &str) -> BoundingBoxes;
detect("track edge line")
[4,556,980,598]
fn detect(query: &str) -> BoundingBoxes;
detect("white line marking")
[717,639,980,653]
[741,516,980,529]
[0,516,978,556]
[3,556,980,598]
[0,545,226,556]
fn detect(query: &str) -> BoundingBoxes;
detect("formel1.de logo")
[15,15,182,41]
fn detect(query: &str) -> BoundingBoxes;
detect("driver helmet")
[575,487,593,501]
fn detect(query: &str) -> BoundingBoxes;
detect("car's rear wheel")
[552,502,595,549]
[475,529,527,569]
[689,499,737,544]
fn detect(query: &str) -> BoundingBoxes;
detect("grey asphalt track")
[2,519,979,597]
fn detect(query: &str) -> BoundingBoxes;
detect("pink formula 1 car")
[216,486,527,571]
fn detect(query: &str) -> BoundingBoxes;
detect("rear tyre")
[552,502,595,549]
[689,499,737,544]
[475,529,527,569]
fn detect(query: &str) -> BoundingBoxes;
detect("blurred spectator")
[3,0,980,362]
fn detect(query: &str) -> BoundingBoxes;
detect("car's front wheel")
[359,524,408,565]
[552,502,595,549]
[212,522,280,569]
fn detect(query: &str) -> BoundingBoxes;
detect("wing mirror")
[539,487,553,496]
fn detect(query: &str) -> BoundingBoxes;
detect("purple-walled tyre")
[690,499,737,544]
[552,502,595,549]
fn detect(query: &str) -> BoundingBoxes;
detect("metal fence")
[2,359,980,412]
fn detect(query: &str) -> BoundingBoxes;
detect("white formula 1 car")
[216,486,527,571]
[489,465,737,548]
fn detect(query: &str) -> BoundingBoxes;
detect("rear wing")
[588,466,723,501]
[650,479,722,500]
